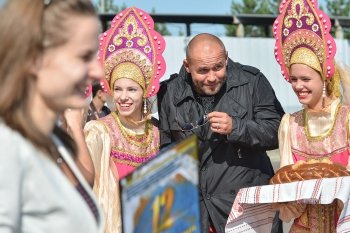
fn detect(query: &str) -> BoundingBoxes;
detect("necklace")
[303,101,340,141]
[112,112,154,148]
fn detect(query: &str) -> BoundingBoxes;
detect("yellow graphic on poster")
[120,136,200,233]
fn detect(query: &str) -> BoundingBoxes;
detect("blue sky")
[0,0,326,36]
[113,0,327,15]
[106,0,326,36]
[105,0,234,36]
[116,0,233,15]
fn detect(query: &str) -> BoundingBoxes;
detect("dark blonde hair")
[0,0,97,159]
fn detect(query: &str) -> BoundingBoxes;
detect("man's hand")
[62,108,95,186]
[63,108,86,136]
[207,111,233,135]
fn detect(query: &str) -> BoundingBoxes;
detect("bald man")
[157,33,284,233]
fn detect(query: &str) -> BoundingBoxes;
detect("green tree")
[95,0,126,13]
[154,23,171,36]
[151,8,172,36]
[225,0,280,37]
[178,29,185,36]
[269,0,282,14]
[326,0,350,16]
[94,1,126,30]
[326,0,350,39]
[95,3,171,36]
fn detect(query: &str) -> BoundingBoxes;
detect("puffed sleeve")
[84,120,122,233]
[338,65,350,170]
[279,113,294,168]
[84,120,116,190]
[338,63,350,105]
[347,112,350,170]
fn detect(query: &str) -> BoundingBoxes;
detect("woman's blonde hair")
[327,63,341,98]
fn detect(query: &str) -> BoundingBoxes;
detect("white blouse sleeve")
[278,113,294,168]
[0,136,23,232]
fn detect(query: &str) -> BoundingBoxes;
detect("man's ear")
[97,89,104,98]
[183,59,190,73]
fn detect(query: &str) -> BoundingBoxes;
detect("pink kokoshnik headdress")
[97,7,166,98]
[273,0,336,82]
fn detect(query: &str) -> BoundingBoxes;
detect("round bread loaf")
[270,160,350,184]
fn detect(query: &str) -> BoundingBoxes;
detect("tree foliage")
[225,0,280,37]
[226,0,350,39]
[151,8,172,36]
[326,0,350,16]
[95,0,126,13]
[326,0,350,39]
[94,1,171,36]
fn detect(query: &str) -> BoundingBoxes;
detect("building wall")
[162,37,350,113]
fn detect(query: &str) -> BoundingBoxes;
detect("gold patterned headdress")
[273,0,336,81]
[98,7,166,97]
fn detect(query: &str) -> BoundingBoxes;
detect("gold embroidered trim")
[291,146,349,160]
[112,157,139,167]
[303,102,341,141]
[111,146,159,157]
[111,62,146,91]
[111,156,157,167]
[112,112,154,148]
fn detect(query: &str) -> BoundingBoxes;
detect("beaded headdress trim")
[273,0,336,81]
[98,7,166,97]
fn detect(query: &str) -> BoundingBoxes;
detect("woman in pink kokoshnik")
[82,7,166,233]
[273,0,350,232]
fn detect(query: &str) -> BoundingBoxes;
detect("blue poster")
[120,136,201,233]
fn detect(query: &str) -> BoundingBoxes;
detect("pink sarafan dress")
[279,98,350,168]
[84,112,160,233]
[278,98,350,233]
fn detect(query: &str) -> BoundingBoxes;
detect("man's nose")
[207,70,216,82]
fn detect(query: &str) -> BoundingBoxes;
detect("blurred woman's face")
[113,78,144,121]
[36,15,103,113]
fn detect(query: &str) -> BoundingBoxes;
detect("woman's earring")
[143,99,147,115]
[322,81,326,108]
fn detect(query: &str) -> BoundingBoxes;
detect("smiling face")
[113,78,144,121]
[289,63,326,110]
[36,15,103,113]
[184,35,228,96]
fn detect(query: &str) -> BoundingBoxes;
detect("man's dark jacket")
[157,59,284,233]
